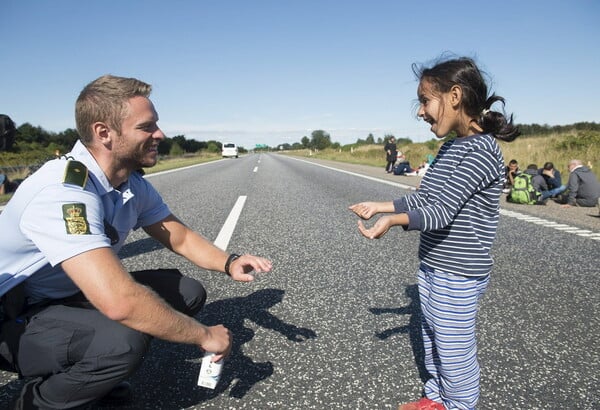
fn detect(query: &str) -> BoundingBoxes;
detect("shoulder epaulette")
[62,160,88,188]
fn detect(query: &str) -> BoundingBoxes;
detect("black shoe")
[98,381,132,406]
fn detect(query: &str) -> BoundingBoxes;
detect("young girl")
[350,57,519,410]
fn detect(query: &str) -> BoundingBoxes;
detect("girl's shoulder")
[450,133,500,151]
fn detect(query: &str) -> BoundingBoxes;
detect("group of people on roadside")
[504,158,600,212]
[384,137,434,177]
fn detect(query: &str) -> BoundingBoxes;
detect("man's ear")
[92,122,112,145]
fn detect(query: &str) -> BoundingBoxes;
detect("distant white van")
[222,143,238,158]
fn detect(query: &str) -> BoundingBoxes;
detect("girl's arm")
[393,189,429,213]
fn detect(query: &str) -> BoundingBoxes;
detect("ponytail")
[478,95,520,142]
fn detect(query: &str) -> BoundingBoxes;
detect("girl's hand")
[357,216,392,239]
[349,202,379,220]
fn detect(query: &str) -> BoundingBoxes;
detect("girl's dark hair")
[412,56,520,142]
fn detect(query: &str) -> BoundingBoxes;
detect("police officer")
[0,75,272,409]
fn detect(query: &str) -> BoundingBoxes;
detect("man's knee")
[180,275,207,315]
[19,306,149,375]
[131,269,206,315]
[97,323,150,370]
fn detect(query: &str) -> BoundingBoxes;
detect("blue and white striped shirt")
[393,134,505,277]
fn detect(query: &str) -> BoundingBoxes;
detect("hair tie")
[481,108,490,116]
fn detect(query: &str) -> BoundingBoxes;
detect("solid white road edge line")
[286,156,600,240]
[288,156,416,191]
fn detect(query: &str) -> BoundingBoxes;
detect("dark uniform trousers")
[1,269,207,409]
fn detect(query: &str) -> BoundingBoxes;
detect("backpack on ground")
[507,173,541,205]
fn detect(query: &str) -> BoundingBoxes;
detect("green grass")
[0,153,221,206]
[284,130,600,173]
[3,130,598,206]
[143,153,221,174]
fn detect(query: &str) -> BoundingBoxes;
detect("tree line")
[276,122,600,152]
[2,116,598,165]
[2,122,224,156]
[276,130,415,151]
[0,118,233,167]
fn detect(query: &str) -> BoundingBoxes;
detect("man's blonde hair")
[75,75,152,145]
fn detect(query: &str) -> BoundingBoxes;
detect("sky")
[1,0,599,149]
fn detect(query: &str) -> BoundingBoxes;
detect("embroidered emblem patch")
[62,203,91,235]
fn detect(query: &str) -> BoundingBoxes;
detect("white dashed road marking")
[214,195,247,250]
[500,209,600,240]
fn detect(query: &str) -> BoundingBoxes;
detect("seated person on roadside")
[393,151,413,175]
[405,158,430,177]
[417,156,433,175]
[506,164,547,205]
[525,163,548,196]
[538,162,567,200]
[558,159,600,208]
[503,159,520,193]
[0,74,272,409]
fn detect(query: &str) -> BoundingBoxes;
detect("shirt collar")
[68,140,114,195]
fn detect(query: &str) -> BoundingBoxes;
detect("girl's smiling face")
[417,77,485,139]
[417,79,458,139]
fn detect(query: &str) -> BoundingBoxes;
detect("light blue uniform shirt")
[0,141,171,304]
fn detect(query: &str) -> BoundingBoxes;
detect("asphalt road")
[1,153,599,409]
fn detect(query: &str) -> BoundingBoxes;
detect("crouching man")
[0,75,272,409]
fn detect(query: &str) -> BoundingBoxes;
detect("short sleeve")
[20,184,111,267]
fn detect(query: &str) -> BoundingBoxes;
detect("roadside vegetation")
[144,153,221,174]
[2,121,598,206]
[284,129,600,176]
[0,124,248,205]
[0,153,222,205]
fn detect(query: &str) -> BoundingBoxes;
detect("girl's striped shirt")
[393,134,505,277]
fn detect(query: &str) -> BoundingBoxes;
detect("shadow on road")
[369,285,428,383]
[94,288,316,409]
[198,288,317,399]
[0,289,317,410]
[117,237,164,259]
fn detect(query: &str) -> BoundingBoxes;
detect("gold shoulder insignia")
[62,160,88,188]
